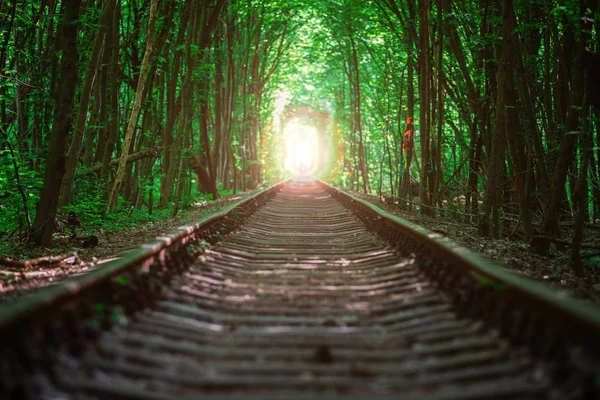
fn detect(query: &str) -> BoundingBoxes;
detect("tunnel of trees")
[0,0,598,268]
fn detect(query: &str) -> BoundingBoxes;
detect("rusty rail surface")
[1,179,599,399]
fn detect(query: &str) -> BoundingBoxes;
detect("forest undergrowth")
[0,189,252,302]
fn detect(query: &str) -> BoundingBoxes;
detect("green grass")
[0,185,236,258]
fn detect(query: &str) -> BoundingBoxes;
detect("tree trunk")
[348,30,369,194]
[107,0,158,213]
[83,75,101,167]
[480,4,508,238]
[400,58,415,208]
[159,0,189,207]
[59,0,114,207]
[542,1,592,237]
[100,0,120,184]
[502,0,534,241]
[31,0,82,246]
[570,147,588,272]
[418,0,433,216]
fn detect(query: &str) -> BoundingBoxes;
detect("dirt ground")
[1,185,599,306]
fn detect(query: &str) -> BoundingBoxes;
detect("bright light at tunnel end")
[284,121,319,176]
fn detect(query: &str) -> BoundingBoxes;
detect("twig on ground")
[0,253,77,269]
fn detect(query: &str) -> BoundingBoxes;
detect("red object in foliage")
[406,116,413,125]
[513,176,521,202]
[403,129,413,151]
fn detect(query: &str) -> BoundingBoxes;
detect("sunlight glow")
[284,122,319,175]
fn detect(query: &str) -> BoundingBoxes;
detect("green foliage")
[62,178,108,231]
[583,256,600,269]
[0,146,43,234]
[102,206,189,233]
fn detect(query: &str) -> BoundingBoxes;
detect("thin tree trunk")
[31,0,82,245]
[480,5,508,238]
[502,0,534,241]
[100,0,120,184]
[543,2,593,237]
[59,0,113,207]
[418,0,433,216]
[349,30,369,193]
[83,75,101,167]
[159,0,189,207]
[400,59,415,208]
[3,134,31,229]
[107,0,158,213]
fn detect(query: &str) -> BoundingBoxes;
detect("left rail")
[0,182,284,334]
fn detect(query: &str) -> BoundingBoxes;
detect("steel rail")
[0,182,284,332]
[320,180,600,366]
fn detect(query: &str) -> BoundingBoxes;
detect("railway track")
[1,179,599,399]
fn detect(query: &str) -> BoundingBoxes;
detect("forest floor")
[1,184,599,307]
[0,191,253,302]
